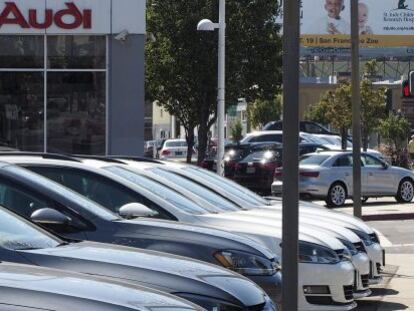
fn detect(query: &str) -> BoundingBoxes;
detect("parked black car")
[232,143,327,194]
[0,261,204,311]
[0,156,281,307]
[263,120,336,135]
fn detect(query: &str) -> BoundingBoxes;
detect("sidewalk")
[358,254,414,310]
[326,198,414,221]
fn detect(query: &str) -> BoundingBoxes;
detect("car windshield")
[148,168,241,211]
[165,141,187,147]
[105,166,211,215]
[0,208,61,250]
[183,166,271,206]
[300,134,326,145]
[3,166,119,221]
[300,154,330,165]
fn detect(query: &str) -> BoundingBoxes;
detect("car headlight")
[299,242,340,264]
[348,229,374,246]
[214,250,278,276]
[338,238,358,256]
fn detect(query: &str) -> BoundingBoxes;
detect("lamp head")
[197,19,217,31]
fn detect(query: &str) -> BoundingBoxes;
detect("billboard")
[279,0,414,47]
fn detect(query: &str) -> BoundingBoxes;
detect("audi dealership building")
[0,0,145,155]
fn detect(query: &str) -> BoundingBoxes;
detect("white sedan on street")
[272,151,414,207]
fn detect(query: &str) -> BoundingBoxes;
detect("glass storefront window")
[47,36,106,69]
[0,36,44,68]
[47,72,106,155]
[0,72,44,151]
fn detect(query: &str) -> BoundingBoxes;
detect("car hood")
[264,201,375,234]
[239,209,361,243]
[197,214,344,253]
[0,262,203,311]
[19,241,265,307]
[119,218,274,259]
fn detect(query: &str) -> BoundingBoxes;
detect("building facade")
[0,0,145,155]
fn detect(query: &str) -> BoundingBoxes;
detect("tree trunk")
[362,130,369,152]
[197,121,209,165]
[185,129,195,163]
[341,127,348,150]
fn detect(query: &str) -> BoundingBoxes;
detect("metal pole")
[216,0,226,176]
[282,0,300,310]
[351,0,362,218]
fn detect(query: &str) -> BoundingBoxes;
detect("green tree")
[247,94,282,129]
[378,114,410,167]
[146,0,282,164]
[230,120,243,142]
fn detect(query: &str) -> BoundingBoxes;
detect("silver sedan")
[272,151,414,207]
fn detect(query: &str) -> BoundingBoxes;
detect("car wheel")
[395,178,414,203]
[326,182,347,207]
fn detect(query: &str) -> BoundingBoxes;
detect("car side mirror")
[31,208,71,226]
[118,203,158,219]
[382,162,389,170]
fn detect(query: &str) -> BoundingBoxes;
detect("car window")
[184,166,270,206]
[0,208,61,250]
[105,166,212,215]
[165,141,187,147]
[248,134,282,143]
[362,155,383,168]
[3,165,118,221]
[148,168,241,211]
[300,154,330,165]
[333,155,353,167]
[305,123,324,134]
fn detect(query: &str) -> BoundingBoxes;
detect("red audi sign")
[0,2,91,29]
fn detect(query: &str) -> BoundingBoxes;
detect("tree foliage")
[378,114,410,167]
[307,61,387,150]
[146,0,282,163]
[247,94,282,129]
[230,120,243,142]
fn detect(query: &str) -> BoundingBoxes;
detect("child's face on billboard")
[324,0,344,19]
[359,3,369,27]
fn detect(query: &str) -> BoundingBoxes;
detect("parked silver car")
[272,151,414,207]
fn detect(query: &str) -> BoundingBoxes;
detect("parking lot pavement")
[347,218,414,310]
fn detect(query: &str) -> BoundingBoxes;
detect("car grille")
[361,274,370,288]
[353,242,366,253]
[343,285,354,300]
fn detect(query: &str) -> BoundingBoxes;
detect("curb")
[362,213,414,221]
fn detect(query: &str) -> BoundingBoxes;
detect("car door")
[0,177,91,240]
[332,155,354,194]
[362,154,394,195]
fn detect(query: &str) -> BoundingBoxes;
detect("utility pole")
[282,0,300,310]
[217,0,226,176]
[351,0,362,218]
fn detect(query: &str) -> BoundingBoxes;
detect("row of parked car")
[0,152,385,310]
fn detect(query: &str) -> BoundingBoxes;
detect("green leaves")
[247,94,282,129]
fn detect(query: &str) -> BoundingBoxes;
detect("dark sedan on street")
[0,261,204,311]
[0,159,279,310]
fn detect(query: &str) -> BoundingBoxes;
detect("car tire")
[326,182,347,208]
[395,178,414,203]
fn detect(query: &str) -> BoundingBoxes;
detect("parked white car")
[159,139,189,160]
[272,151,414,207]
[131,161,383,285]
[75,160,366,311]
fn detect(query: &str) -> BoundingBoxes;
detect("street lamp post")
[197,0,226,176]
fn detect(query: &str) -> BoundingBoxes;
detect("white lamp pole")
[197,0,226,176]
